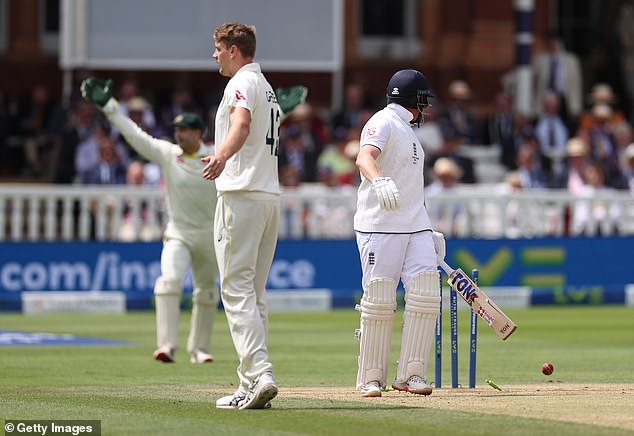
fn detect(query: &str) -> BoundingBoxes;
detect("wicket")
[434,268,479,389]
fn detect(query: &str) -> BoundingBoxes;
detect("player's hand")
[275,86,308,115]
[81,77,114,108]
[432,231,446,259]
[372,177,400,211]
[202,155,225,181]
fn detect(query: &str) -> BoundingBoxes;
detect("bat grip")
[436,256,455,276]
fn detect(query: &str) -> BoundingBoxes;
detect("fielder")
[353,69,445,397]
[81,78,219,365]
[201,23,306,410]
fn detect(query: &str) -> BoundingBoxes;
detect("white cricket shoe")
[239,372,278,410]
[392,375,433,395]
[360,381,382,397]
[216,390,247,409]
[153,345,175,363]
[190,349,214,364]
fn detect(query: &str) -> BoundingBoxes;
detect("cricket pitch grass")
[1,306,633,435]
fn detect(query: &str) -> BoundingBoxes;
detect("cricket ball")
[541,362,554,375]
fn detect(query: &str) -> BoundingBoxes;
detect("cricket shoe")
[392,375,433,395]
[216,389,272,410]
[239,372,278,410]
[153,345,175,363]
[360,381,382,397]
[190,349,214,364]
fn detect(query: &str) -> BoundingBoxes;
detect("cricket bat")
[437,257,517,340]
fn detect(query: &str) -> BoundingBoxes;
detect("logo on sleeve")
[367,127,376,136]
[235,90,247,101]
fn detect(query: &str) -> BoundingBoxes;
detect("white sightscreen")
[61,0,343,71]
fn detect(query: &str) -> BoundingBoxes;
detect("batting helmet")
[386,69,433,111]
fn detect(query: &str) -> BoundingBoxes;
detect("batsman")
[353,69,443,397]
[81,77,219,364]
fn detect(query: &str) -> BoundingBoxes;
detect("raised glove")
[80,77,114,108]
[372,177,400,211]
[432,231,446,259]
[275,86,308,114]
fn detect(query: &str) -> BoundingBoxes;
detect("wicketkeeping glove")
[275,86,308,115]
[80,77,114,108]
[372,177,400,211]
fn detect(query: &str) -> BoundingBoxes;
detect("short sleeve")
[225,75,255,113]
[360,115,391,152]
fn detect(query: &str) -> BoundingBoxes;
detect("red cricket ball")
[541,362,554,375]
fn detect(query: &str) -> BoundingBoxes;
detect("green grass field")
[1,307,634,435]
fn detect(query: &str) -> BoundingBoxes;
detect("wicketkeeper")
[353,69,445,397]
[81,77,219,364]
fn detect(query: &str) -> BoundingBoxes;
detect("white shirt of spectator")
[354,103,433,233]
[214,63,281,195]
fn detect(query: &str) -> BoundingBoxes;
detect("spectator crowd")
[1,48,634,204]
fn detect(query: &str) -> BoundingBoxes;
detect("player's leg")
[187,233,220,363]
[253,198,279,345]
[393,231,440,395]
[153,237,191,362]
[214,192,277,409]
[354,232,407,397]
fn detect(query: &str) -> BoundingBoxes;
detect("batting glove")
[372,177,400,211]
[432,231,446,259]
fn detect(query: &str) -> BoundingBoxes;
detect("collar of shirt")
[235,62,261,75]
[386,103,414,124]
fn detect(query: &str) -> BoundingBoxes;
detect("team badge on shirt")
[367,127,376,136]
[235,90,247,101]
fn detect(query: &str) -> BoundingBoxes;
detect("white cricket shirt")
[107,110,216,233]
[354,103,432,233]
[214,63,281,194]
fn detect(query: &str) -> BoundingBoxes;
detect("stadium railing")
[0,183,632,241]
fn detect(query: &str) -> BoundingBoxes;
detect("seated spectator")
[483,91,516,167]
[83,135,127,185]
[581,104,622,188]
[75,118,130,184]
[118,160,163,241]
[117,78,157,131]
[578,83,627,131]
[427,136,476,184]
[317,127,358,186]
[425,158,466,235]
[564,137,590,195]
[10,84,57,177]
[331,82,373,131]
[50,100,96,184]
[571,161,622,236]
[286,102,328,153]
[621,143,634,193]
[515,140,548,189]
[158,83,197,138]
[278,124,319,183]
[438,80,482,144]
[534,91,569,184]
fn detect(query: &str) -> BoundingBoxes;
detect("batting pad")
[356,277,397,389]
[396,271,441,382]
[154,277,182,349]
[187,287,219,354]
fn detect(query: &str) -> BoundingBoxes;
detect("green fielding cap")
[172,113,204,131]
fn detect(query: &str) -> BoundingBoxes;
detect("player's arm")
[275,86,308,121]
[202,106,250,180]
[356,145,400,211]
[81,77,171,165]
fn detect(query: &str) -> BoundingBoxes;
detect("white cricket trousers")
[214,191,280,390]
